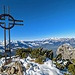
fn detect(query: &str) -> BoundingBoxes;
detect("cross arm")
[9,19,23,22]
[9,23,23,26]
[0,22,5,24]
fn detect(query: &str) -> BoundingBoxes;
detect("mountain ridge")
[0,38,75,56]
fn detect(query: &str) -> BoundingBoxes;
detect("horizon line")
[0,37,75,41]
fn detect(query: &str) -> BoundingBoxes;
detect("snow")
[20,57,63,75]
[57,60,63,64]
[0,58,5,67]
[42,41,49,44]
[0,56,63,75]
[30,43,39,46]
[63,61,68,65]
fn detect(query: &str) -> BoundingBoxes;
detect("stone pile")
[0,61,23,75]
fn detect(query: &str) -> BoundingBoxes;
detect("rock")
[56,43,75,60]
[7,70,11,75]
[17,63,23,75]
[0,61,24,75]
[11,61,23,75]
[0,67,3,74]
[2,66,6,71]
[7,67,11,75]
[17,71,23,75]
[11,67,16,74]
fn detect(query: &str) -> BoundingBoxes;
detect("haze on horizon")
[0,0,75,41]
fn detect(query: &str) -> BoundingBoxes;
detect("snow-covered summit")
[0,56,63,75]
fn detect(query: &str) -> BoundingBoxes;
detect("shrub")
[46,50,53,60]
[56,62,64,70]
[0,54,2,58]
[68,64,75,75]
[35,56,45,64]
[72,59,75,64]
[16,48,31,58]
[52,58,57,62]
[22,52,27,58]
[56,54,62,61]
[64,73,70,75]
[16,48,54,62]
[65,60,71,68]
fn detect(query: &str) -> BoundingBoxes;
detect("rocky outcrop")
[0,61,23,75]
[56,43,75,60]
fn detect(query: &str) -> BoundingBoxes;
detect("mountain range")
[0,38,75,56]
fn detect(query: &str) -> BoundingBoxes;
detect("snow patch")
[0,56,63,75]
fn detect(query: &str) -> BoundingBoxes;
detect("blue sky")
[0,0,75,41]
